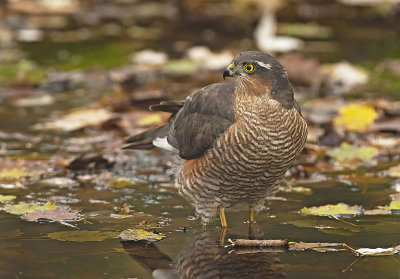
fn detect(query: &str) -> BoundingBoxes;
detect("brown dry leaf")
[388,164,400,177]
[34,108,115,131]
[363,209,391,215]
[367,118,400,133]
[23,208,80,222]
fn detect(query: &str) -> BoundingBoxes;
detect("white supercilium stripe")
[255,61,272,70]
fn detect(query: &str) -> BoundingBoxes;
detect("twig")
[342,243,362,256]
[231,239,288,247]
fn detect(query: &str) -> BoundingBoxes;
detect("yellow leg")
[249,207,255,239]
[249,207,255,223]
[219,208,227,228]
[219,227,227,246]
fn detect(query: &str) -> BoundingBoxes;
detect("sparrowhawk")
[124,51,307,227]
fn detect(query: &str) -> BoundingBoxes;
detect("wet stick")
[231,239,288,247]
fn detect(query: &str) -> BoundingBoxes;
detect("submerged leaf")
[109,177,135,189]
[48,230,118,242]
[329,143,378,162]
[300,203,362,217]
[118,229,166,242]
[291,186,313,195]
[334,104,378,131]
[1,201,57,215]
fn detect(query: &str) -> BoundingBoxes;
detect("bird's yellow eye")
[244,64,254,73]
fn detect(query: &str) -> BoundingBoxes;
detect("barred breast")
[177,94,307,223]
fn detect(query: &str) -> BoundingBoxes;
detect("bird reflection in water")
[121,229,286,279]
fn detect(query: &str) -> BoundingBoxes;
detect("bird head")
[223,51,295,106]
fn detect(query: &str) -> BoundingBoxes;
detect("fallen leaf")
[390,192,400,201]
[0,195,17,202]
[23,208,80,222]
[364,209,391,215]
[110,213,134,219]
[137,113,163,127]
[14,94,54,107]
[0,167,29,181]
[109,177,135,189]
[388,164,400,177]
[334,104,378,131]
[328,143,378,162]
[300,203,362,217]
[291,186,313,195]
[0,160,51,182]
[379,200,400,210]
[34,108,114,131]
[1,201,57,215]
[48,230,118,242]
[40,177,79,188]
[325,62,369,94]
[0,182,26,189]
[367,118,400,133]
[163,59,198,74]
[118,229,166,242]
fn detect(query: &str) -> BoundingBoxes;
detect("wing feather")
[168,82,235,159]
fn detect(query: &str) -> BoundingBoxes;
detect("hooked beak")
[223,63,234,80]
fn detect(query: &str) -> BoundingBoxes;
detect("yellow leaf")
[137,113,162,127]
[379,200,400,210]
[0,195,16,202]
[291,186,313,195]
[329,143,378,162]
[300,203,362,216]
[334,104,378,132]
[0,168,28,181]
[118,229,166,242]
[109,177,135,189]
[2,201,57,215]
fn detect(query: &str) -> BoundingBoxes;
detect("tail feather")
[150,100,184,113]
[123,125,169,150]
[123,99,183,150]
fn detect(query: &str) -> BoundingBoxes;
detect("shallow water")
[1,3,400,278]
